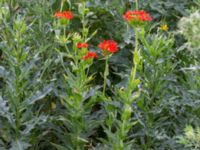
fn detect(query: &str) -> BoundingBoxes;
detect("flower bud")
[121,105,132,120]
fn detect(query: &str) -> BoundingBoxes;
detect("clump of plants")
[177,125,200,150]
[178,11,200,53]
[0,0,200,150]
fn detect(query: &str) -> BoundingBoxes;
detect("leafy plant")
[177,125,200,150]
[0,0,200,149]
[0,4,50,150]
[178,10,200,55]
[51,2,103,150]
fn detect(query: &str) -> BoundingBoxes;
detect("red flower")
[82,52,98,60]
[98,40,118,53]
[55,11,73,20]
[77,42,89,49]
[123,10,152,22]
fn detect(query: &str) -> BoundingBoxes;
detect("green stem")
[134,28,139,62]
[81,2,87,41]
[76,125,81,150]
[128,28,138,92]
[64,26,66,36]
[135,0,139,10]
[15,66,21,140]
[103,57,109,96]
[15,108,20,139]
[60,0,64,12]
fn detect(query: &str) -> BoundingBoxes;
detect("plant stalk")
[103,57,109,96]
[135,0,139,10]
[134,28,139,61]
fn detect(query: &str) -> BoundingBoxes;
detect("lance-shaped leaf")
[51,143,71,150]
[0,96,14,125]
[24,83,53,105]
[9,140,30,150]
[0,66,5,78]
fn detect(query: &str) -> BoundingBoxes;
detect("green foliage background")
[0,0,200,149]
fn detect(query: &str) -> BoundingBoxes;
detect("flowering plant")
[82,51,98,60]
[123,10,152,27]
[0,0,199,150]
[55,10,73,25]
[55,11,73,20]
[98,40,118,54]
[77,42,89,49]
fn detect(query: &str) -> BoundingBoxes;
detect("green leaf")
[0,66,5,78]
[23,115,48,135]
[134,50,140,65]
[10,140,30,150]
[24,84,53,105]
[0,96,14,125]
[0,139,6,150]
[51,143,69,150]
[0,96,8,116]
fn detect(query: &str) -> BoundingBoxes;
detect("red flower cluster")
[98,40,118,53]
[77,42,89,49]
[80,40,119,61]
[123,10,152,23]
[82,52,98,60]
[55,11,73,20]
